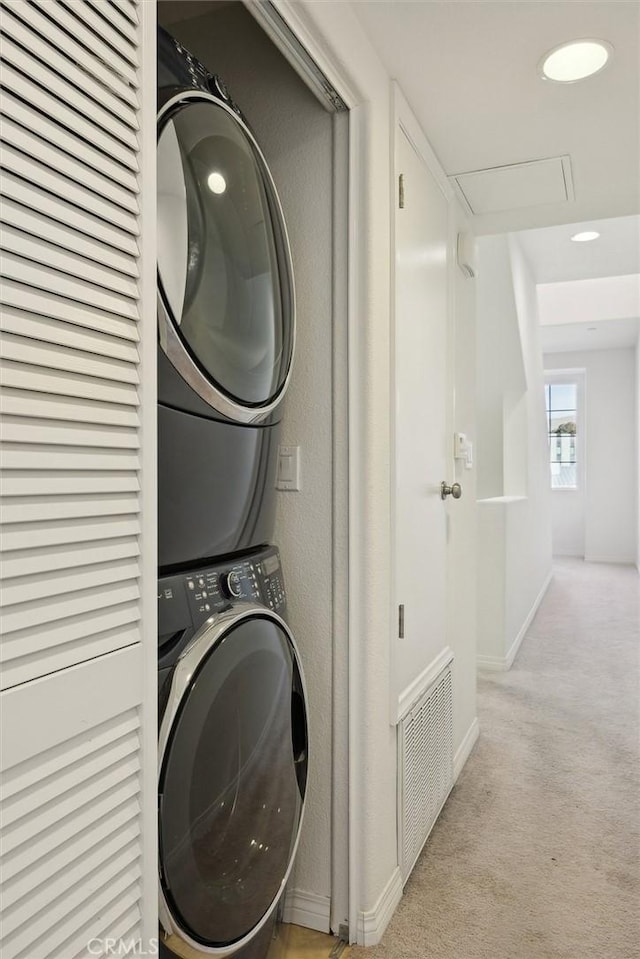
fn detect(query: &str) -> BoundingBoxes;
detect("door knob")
[441,481,462,500]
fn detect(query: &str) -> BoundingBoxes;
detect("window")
[545,382,578,489]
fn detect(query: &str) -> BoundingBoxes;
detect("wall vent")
[398,662,453,882]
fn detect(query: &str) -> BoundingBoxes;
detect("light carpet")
[353,560,640,959]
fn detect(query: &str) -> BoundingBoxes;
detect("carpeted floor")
[353,559,640,959]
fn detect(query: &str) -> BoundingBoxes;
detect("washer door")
[159,608,308,954]
[157,92,295,424]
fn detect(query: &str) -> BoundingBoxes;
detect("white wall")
[475,239,527,498]
[448,204,478,763]
[544,348,638,564]
[162,2,337,924]
[637,340,640,571]
[476,235,553,669]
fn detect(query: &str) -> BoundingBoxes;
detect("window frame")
[544,370,586,493]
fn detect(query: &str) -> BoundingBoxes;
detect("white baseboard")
[356,866,403,947]
[282,888,331,933]
[478,569,553,671]
[477,653,509,671]
[453,717,479,780]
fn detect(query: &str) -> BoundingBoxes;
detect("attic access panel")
[451,155,574,216]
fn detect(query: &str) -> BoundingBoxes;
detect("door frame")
[243,0,361,940]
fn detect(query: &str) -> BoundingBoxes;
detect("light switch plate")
[276,445,301,491]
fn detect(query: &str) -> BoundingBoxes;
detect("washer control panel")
[158,546,287,641]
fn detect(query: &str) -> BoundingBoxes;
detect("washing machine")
[157,28,295,570]
[158,545,308,958]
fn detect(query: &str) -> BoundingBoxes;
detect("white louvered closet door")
[0,1,157,957]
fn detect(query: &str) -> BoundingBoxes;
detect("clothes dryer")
[157,29,295,570]
[158,546,308,958]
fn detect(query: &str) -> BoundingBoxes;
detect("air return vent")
[398,661,453,882]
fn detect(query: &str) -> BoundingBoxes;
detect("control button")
[202,590,207,598]
[205,603,210,612]
[187,580,194,590]
[222,570,242,599]
[198,578,205,588]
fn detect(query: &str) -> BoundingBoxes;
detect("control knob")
[222,570,242,599]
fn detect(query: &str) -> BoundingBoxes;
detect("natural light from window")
[545,383,577,489]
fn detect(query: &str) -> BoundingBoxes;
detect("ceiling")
[352,0,640,236]
[352,0,639,352]
[514,215,640,284]
[539,316,639,354]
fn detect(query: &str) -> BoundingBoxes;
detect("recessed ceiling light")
[539,40,612,83]
[571,231,600,242]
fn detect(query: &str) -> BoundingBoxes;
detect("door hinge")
[399,173,405,209]
[398,603,405,638]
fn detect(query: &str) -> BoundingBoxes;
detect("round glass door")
[159,615,308,948]
[157,96,294,410]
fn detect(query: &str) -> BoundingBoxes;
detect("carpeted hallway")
[353,559,640,959]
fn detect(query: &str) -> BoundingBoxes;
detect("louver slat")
[0,116,139,216]
[0,281,140,341]
[0,20,139,134]
[2,475,140,502]
[1,310,139,362]
[110,0,139,26]
[2,607,141,690]
[0,1,139,108]
[88,0,138,44]
[0,255,139,318]
[1,493,141,524]
[57,0,139,68]
[0,335,140,382]
[0,61,139,169]
[0,201,139,280]
[0,173,140,257]
[0,445,141,471]
[0,144,140,233]
[2,557,141,604]
[29,0,139,85]
[1,535,140,577]
[1,581,141,636]
[0,1,151,952]
[0,89,139,194]
[1,391,140,427]
[2,225,139,299]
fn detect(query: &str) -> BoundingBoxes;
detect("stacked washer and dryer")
[156,28,308,959]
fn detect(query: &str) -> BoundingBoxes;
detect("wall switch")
[276,445,301,491]
[454,432,473,469]
[454,432,468,459]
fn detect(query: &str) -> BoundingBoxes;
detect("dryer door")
[157,92,295,425]
[158,608,308,955]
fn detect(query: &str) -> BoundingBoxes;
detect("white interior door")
[393,123,452,717]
